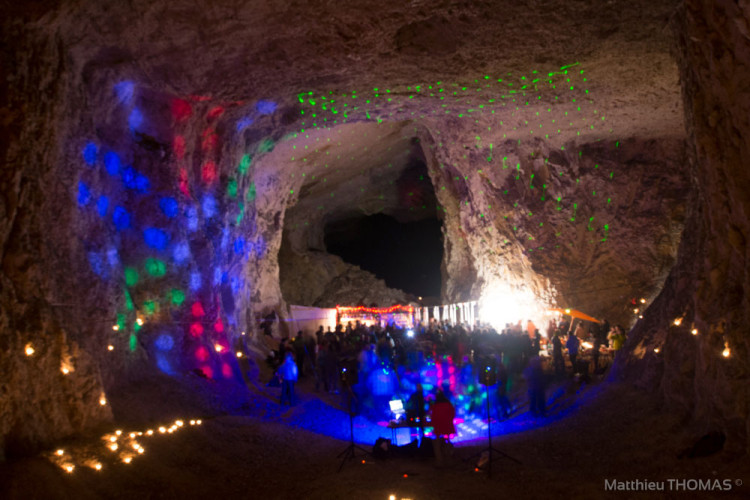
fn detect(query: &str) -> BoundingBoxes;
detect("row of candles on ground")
[48,418,203,473]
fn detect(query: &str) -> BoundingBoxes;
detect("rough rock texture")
[279,245,411,308]
[621,0,750,455]
[4,0,747,456]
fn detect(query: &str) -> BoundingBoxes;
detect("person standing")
[430,390,456,467]
[552,333,565,376]
[566,331,580,375]
[496,360,512,419]
[278,351,298,406]
[524,356,546,417]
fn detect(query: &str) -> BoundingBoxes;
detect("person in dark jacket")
[524,356,546,417]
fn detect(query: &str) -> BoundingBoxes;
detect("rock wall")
[2,0,724,458]
[621,0,750,454]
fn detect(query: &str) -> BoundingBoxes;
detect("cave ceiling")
[38,0,687,321]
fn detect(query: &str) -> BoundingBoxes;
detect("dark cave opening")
[324,213,443,298]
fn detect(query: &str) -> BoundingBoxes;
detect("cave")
[324,212,443,298]
[2,0,749,497]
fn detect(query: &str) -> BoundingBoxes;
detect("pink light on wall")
[171,99,192,122]
[191,301,205,317]
[173,135,186,160]
[189,323,204,337]
[195,346,209,362]
[201,161,217,185]
[178,168,190,197]
[207,105,225,120]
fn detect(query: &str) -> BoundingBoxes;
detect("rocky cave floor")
[1,362,748,500]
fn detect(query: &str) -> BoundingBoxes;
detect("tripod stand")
[337,385,370,472]
[468,382,521,477]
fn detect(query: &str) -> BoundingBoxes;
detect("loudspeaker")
[479,362,497,386]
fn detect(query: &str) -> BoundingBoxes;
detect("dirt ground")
[1,365,748,500]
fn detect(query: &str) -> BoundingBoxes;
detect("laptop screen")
[389,399,404,413]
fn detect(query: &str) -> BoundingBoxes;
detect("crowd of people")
[267,316,628,437]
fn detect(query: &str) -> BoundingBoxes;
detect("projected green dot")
[124,268,139,286]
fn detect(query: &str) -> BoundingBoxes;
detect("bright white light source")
[158,426,166,433]
[722,343,730,358]
[112,325,119,331]
[94,463,102,471]
[107,344,114,351]
[109,443,118,451]
[654,348,660,353]
[24,343,35,356]
[673,318,682,326]
[136,318,144,326]
[691,329,698,335]
[99,394,107,406]
[640,298,646,304]
[56,449,64,456]
[478,282,548,332]
[406,330,414,338]
[64,464,74,473]
[123,456,132,464]
[214,343,224,353]
[236,351,243,358]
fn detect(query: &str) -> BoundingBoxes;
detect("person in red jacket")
[430,390,456,467]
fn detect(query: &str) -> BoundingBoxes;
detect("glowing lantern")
[24,344,34,356]
[56,449,64,456]
[673,318,682,326]
[112,324,119,331]
[108,344,114,351]
[691,329,698,335]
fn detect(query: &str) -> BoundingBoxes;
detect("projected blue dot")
[122,166,136,189]
[213,267,222,286]
[96,196,109,217]
[173,241,190,264]
[104,151,121,176]
[190,271,202,291]
[233,238,245,255]
[143,228,169,250]
[112,206,131,231]
[114,81,135,104]
[83,142,97,166]
[77,181,91,206]
[155,333,175,351]
[186,206,198,232]
[134,173,150,193]
[256,100,277,115]
[231,276,241,293]
[159,197,179,218]
[128,108,144,131]
[87,252,107,278]
[106,247,119,267]
[156,354,174,375]
[202,195,217,218]
[236,116,254,132]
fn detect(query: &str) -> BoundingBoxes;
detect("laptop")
[389,399,405,420]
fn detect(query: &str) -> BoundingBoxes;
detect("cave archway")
[278,121,444,307]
